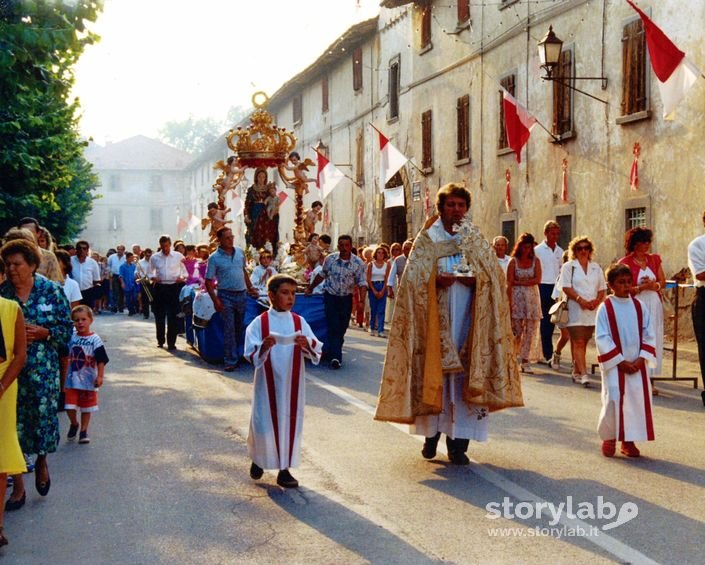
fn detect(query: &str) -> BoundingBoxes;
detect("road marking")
[307,374,661,565]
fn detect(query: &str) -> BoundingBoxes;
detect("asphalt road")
[2,313,704,564]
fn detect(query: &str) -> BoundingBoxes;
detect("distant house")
[81,135,192,252]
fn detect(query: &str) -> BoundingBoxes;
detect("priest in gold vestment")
[375,183,523,464]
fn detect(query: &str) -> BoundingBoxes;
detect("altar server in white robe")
[596,264,657,459]
[245,274,322,488]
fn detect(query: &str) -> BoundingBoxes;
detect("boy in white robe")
[596,264,657,458]
[245,274,322,488]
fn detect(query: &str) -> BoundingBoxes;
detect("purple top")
[183,258,201,286]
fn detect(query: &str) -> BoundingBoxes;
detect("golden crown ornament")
[226,91,297,168]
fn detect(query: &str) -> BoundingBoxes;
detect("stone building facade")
[254,0,705,276]
[81,135,192,252]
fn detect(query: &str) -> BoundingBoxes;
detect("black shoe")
[36,472,51,496]
[249,462,263,480]
[67,424,79,441]
[157,343,164,348]
[224,364,237,372]
[276,469,299,488]
[421,432,441,459]
[448,452,470,465]
[330,359,341,370]
[4,491,25,511]
[78,431,90,444]
[167,345,176,351]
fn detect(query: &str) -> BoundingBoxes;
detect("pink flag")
[372,124,409,186]
[627,0,701,118]
[502,89,537,164]
[278,191,288,204]
[315,151,345,199]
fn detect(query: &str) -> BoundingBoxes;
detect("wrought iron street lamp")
[538,25,608,104]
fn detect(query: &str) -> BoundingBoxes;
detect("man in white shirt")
[149,235,186,350]
[70,240,101,310]
[534,221,564,365]
[107,244,126,313]
[687,210,705,407]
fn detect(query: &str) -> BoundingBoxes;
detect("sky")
[72,0,380,145]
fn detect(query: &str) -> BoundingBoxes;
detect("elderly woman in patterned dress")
[1,239,72,511]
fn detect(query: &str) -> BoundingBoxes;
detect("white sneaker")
[378,331,386,338]
[579,374,590,387]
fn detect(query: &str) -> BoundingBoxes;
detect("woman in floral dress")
[506,233,543,373]
[1,240,72,509]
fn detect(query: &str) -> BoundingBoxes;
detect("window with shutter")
[322,74,329,113]
[456,94,470,162]
[389,58,400,120]
[293,94,302,126]
[620,18,649,120]
[552,49,574,137]
[420,6,432,50]
[353,47,363,92]
[421,110,433,171]
[498,74,515,150]
[457,0,470,24]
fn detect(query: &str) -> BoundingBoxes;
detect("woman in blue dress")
[1,239,72,510]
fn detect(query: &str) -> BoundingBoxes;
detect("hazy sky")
[73,0,379,144]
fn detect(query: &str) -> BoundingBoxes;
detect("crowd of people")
[2,203,705,548]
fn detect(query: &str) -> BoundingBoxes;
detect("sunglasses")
[575,245,591,251]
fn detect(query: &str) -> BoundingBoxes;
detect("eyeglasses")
[575,245,591,251]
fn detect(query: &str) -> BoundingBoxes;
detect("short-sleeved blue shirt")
[321,252,367,296]
[205,246,247,291]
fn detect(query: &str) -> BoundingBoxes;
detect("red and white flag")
[627,0,702,119]
[187,212,200,233]
[502,89,537,164]
[371,124,409,186]
[315,151,345,199]
[176,214,188,236]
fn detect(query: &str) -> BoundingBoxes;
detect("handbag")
[549,298,568,325]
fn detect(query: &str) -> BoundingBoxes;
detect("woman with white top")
[559,236,607,387]
[618,227,665,377]
[366,246,391,337]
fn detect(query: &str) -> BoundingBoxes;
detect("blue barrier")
[194,294,328,364]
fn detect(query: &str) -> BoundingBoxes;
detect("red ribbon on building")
[561,158,568,203]
[630,142,641,191]
[505,168,512,211]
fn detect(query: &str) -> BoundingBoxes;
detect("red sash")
[603,297,654,441]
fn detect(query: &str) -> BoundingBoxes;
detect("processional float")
[204,92,312,254]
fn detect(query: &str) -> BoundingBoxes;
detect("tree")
[159,116,221,154]
[0,0,103,243]
[158,104,251,154]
